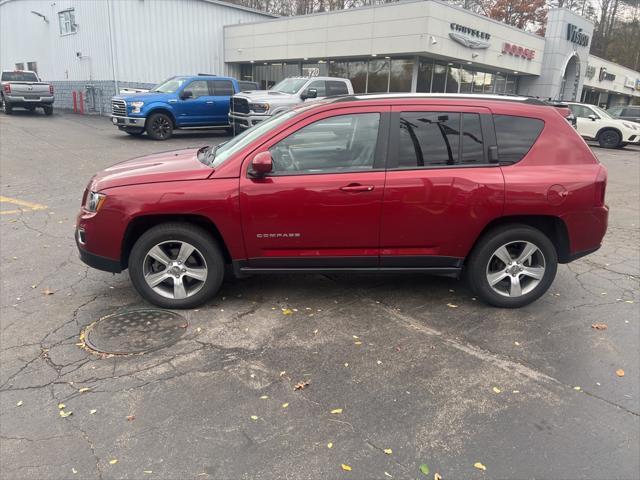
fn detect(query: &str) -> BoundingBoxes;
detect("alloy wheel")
[600,130,620,148]
[142,240,208,300]
[485,241,546,298]
[151,116,171,139]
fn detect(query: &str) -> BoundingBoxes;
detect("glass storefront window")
[483,72,494,94]
[349,61,368,94]
[284,63,301,78]
[494,74,507,94]
[431,62,447,93]
[389,58,414,92]
[367,59,390,93]
[302,62,328,78]
[417,59,433,93]
[446,65,460,93]
[472,71,485,93]
[329,61,349,79]
[459,67,473,93]
[505,76,517,94]
[240,64,253,81]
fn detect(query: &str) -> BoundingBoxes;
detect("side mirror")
[588,114,597,121]
[180,90,193,100]
[302,88,317,100]
[250,151,273,177]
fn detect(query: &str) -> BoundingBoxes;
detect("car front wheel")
[598,129,621,149]
[128,223,224,309]
[146,112,173,140]
[466,225,558,308]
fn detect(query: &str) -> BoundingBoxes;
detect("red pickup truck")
[76,94,608,309]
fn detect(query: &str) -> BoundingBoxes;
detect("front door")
[569,104,601,139]
[380,106,504,268]
[239,107,389,268]
[174,79,215,125]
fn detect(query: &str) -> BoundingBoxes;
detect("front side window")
[269,113,380,175]
[304,80,326,97]
[398,112,461,167]
[210,80,234,96]
[569,104,594,118]
[493,115,544,163]
[58,10,77,35]
[184,80,209,99]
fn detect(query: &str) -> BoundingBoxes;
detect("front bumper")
[623,133,640,144]
[111,115,145,128]
[76,228,122,273]
[228,112,269,130]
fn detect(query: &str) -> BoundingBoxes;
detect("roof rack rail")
[197,73,217,76]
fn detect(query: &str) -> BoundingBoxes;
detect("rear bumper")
[4,95,54,106]
[111,115,145,128]
[563,205,609,263]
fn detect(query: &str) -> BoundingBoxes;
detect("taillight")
[49,85,54,95]
[594,166,607,206]
[3,84,10,94]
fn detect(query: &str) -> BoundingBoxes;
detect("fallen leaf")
[72,468,78,474]
[352,335,359,339]
[43,288,55,295]
[514,341,521,346]
[492,387,501,394]
[260,395,269,400]
[354,341,362,346]
[591,323,608,330]
[327,442,333,448]
[126,415,135,421]
[109,459,118,465]
[344,363,349,367]
[57,403,65,409]
[16,400,23,407]
[330,408,343,414]
[384,472,393,478]
[616,369,625,377]
[279,371,286,377]
[250,415,259,420]
[446,303,458,308]
[78,387,91,393]
[59,410,73,418]
[474,462,486,471]
[377,360,383,365]
[90,409,97,414]
[573,386,581,391]
[383,448,392,455]
[341,464,352,472]
[144,471,153,474]
[434,473,442,480]
[179,323,188,328]
[282,308,293,315]
[294,380,310,390]
[419,464,430,476]
[313,329,319,334]
[282,402,289,408]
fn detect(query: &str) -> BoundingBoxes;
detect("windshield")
[1,71,38,82]
[271,78,308,94]
[209,110,299,167]
[591,105,612,119]
[152,77,187,93]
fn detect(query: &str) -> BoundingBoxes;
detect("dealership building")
[1,0,639,114]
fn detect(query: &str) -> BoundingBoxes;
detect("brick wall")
[50,80,155,116]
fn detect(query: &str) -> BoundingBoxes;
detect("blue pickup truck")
[110,75,258,140]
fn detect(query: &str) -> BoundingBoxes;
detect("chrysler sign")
[449,23,491,49]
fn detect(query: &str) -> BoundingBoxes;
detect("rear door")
[209,79,235,125]
[380,105,504,267]
[239,106,390,268]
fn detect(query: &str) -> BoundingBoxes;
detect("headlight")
[130,101,144,114]
[622,122,637,130]
[249,102,269,113]
[85,191,106,212]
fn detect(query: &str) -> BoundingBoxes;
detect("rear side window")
[2,71,38,82]
[493,115,544,163]
[211,80,234,96]
[326,81,349,96]
[238,81,258,92]
[461,113,484,165]
[398,112,460,167]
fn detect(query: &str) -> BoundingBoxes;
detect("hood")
[91,148,212,191]
[235,91,297,103]
[114,91,172,103]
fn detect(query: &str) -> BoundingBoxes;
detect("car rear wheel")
[146,112,173,140]
[2,99,12,115]
[598,129,621,149]
[129,223,224,309]
[465,225,557,308]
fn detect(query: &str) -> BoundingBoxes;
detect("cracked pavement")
[1,111,638,479]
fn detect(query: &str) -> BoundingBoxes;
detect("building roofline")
[223,0,545,41]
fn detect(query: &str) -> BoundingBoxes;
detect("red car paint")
[77,96,608,278]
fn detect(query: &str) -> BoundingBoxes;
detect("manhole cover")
[83,309,187,355]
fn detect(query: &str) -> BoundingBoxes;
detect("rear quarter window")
[493,115,544,163]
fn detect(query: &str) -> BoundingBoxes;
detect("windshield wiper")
[205,142,227,166]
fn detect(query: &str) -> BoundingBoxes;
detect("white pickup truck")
[1,70,54,115]
[229,76,353,131]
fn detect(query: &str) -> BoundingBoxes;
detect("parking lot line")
[0,195,47,214]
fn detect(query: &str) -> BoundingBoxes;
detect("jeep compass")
[76,94,608,308]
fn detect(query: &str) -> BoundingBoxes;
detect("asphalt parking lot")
[1,110,639,480]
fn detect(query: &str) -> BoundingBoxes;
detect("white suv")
[567,102,640,149]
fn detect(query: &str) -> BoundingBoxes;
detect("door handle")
[206,101,214,104]
[340,183,375,192]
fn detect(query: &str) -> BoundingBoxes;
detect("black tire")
[128,222,224,309]
[145,112,173,140]
[598,129,621,149]
[43,106,53,116]
[2,98,12,115]
[124,128,144,136]
[465,224,558,308]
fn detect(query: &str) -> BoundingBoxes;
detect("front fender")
[142,103,178,124]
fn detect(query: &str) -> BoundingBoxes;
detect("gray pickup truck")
[1,70,54,115]
[229,76,353,131]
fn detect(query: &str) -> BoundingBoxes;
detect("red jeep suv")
[76,94,608,309]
